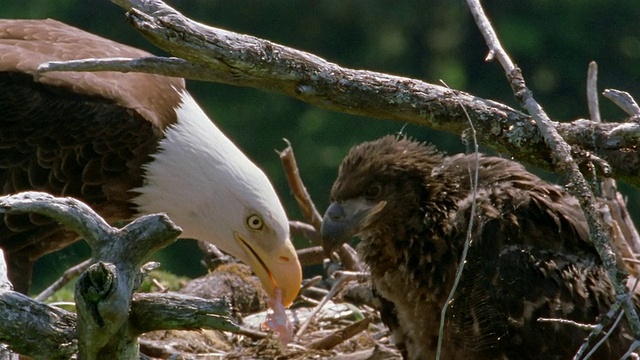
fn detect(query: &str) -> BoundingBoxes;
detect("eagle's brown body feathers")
[321,136,637,359]
[0,19,303,308]
[0,19,180,292]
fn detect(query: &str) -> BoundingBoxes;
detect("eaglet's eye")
[246,214,264,230]
[364,183,382,199]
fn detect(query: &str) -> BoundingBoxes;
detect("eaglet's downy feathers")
[321,135,639,360]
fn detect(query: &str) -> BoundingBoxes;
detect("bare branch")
[28,0,639,186]
[0,192,113,244]
[129,292,240,335]
[277,140,364,271]
[604,89,640,117]
[0,290,77,359]
[466,0,640,344]
[0,192,253,359]
[0,249,77,360]
[587,61,601,123]
[278,140,323,232]
[35,259,92,302]
[308,317,372,350]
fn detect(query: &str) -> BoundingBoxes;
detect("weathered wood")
[328,345,402,360]
[130,292,239,334]
[0,248,76,360]
[34,0,640,186]
[0,192,240,359]
[309,317,372,350]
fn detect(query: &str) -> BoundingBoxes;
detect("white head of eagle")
[0,19,301,307]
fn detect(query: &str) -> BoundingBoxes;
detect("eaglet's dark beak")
[321,198,387,257]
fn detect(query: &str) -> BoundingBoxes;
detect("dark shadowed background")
[3,1,640,293]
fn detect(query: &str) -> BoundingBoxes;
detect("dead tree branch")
[34,0,640,187]
[278,140,323,232]
[465,0,640,350]
[129,292,239,334]
[0,192,241,359]
[35,259,92,302]
[0,249,77,360]
[278,141,363,271]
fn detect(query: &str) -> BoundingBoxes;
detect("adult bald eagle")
[0,19,301,307]
[321,135,638,359]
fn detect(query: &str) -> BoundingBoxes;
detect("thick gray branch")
[0,192,113,244]
[34,0,637,186]
[129,292,239,334]
[0,193,243,359]
[0,250,76,360]
[0,290,77,360]
[0,285,238,360]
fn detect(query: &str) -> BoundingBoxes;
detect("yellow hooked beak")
[235,232,302,307]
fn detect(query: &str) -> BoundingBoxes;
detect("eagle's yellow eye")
[247,214,264,230]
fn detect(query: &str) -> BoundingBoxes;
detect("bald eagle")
[321,135,638,359]
[0,19,301,307]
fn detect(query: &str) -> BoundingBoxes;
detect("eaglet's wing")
[442,155,633,359]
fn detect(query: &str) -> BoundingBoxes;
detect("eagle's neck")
[361,175,461,304]
[132,92,249,243]
[361,213,457,300]
[359,175,463,359]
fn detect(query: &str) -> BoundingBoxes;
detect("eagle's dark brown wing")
[0,19,182,292]
[0,71,161,292]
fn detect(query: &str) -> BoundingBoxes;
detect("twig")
[620,339,640,360]
[466,0,640,343]
[35,259,92,302]
[150,279,169,293]
[0,250,10,291]
[574,301,621,360]
[295,246,326,267]
[295,272,355,337]
[537,318,597,331]
[335,244,365,272]
[332,271,370,282]
[277,140,363,271]
[289,220,321,245]
[625,258,640,266]
[308,316,372,350]
[436,80,480,360]
[582,310,625,360]
[603,90,640,116]
[277,140,323,232]
[587,62,601,123]
[47,302,76,308]
[197,242,232,271]
[298,295,321,306]
[300,275,323,294]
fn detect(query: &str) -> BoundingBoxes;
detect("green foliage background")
[3,1,640,292]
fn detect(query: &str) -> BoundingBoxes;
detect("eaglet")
[321,135,639,360]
